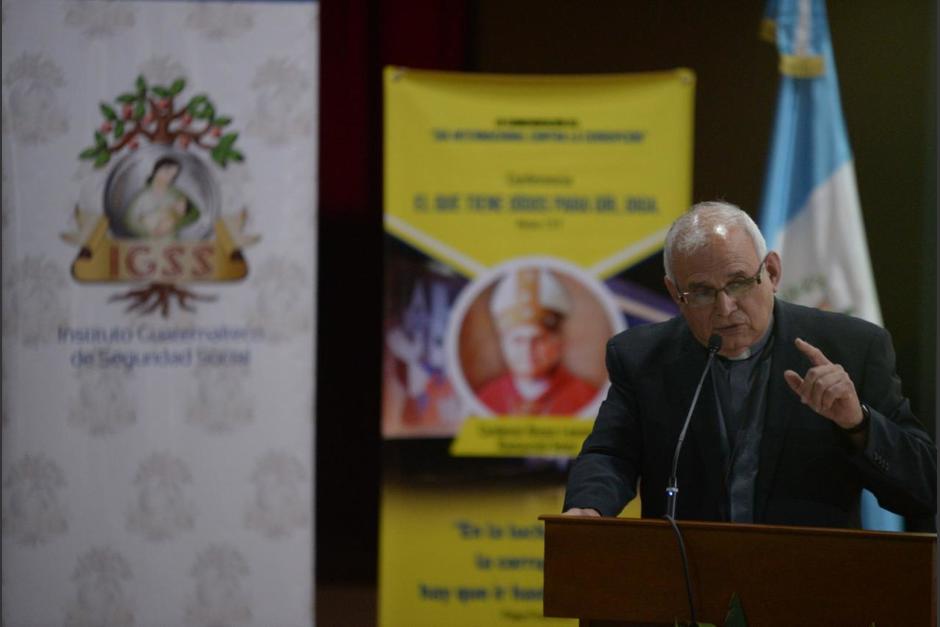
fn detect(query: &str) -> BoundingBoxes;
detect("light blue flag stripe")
[758,0,903,532]
[759,0,851,245]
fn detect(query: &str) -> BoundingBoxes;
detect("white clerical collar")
[723,316,774,361]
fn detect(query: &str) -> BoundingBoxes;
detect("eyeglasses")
[677,258,766,307]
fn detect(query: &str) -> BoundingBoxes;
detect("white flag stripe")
[772,161,882,323]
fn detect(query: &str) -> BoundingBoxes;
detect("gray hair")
[663,201,767,282]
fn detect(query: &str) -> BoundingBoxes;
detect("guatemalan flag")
[758,0,903,531]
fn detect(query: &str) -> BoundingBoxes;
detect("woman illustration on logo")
[125,157,200,239]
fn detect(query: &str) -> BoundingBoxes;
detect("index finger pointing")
[794,338,832,366]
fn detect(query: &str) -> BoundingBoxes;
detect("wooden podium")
[541,515,936,626]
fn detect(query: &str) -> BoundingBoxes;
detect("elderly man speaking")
[563,201,936,529]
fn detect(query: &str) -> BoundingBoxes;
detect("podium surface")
[541,515,936,626]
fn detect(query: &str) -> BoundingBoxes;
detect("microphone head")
[708,334,722,353]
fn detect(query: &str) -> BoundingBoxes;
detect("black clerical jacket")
[563,299,937,529]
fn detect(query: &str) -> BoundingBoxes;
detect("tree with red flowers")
[79,75,242,167]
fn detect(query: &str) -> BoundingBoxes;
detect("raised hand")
[783,338,864,430]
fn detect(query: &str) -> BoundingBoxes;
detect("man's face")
[665,225,781,358]
[499,322,564,378]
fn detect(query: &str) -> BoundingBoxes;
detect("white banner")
[2,2,318,625]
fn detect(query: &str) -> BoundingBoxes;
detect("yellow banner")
[380,481,641,626]
[449,418,594,457]
[380,481,570,627]
[384,66,694,278]
[381,68,691,626]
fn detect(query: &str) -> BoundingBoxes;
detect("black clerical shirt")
[710,325,774,522]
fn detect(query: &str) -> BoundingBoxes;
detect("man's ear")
[765,251,783,291]
[664,275,681,304]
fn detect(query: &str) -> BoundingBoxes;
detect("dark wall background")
[317,0,937,588]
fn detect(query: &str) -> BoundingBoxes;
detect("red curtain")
[317,0,470,585]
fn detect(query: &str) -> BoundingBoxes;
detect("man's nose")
[713,289,737,315]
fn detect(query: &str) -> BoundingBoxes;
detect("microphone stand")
[662,334,721,627]
[665,334,722,518]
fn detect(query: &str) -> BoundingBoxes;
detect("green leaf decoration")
[187,94,208,108]
[136,75,147,95]
[218,132,238,149]
[99,103,117,121]
[213,116,232,127]
[170,78,186,95]
[94,131,107,148]
[194,102,215,120]
[187,95,214,119]
[114,120,125,139]
[151,85,170,98]
[117,93,137,104]
[79,147,99,159]
[133,101,145,120]
[211,145,243,167]
[723,593,748,627]
[94,151,111,168]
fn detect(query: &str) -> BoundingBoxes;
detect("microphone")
[665,333,722,519]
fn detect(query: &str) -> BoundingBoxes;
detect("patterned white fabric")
[1,2,319,625]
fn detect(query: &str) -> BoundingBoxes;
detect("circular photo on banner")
[446,257,625,418]
[103,144,219,241]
